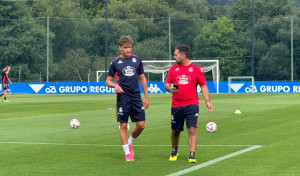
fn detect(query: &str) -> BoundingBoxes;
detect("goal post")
[96,60,220,93]
[142,60,219,93]
[96,71,108,82]
[228,76,255,93]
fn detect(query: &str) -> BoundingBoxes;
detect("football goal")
[142,60,219,93]
[228,76,255,93]
[96,60,220,93]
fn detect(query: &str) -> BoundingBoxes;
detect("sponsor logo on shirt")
[176,74,191,84]
[122,66,136,76]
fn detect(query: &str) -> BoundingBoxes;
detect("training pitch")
[0,93,299,176]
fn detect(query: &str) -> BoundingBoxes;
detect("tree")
[231,0,293,20]
[257,43,290,80]
[0,1,48,82]
[193,16,246,80]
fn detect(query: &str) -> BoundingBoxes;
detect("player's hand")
[114,84,124,93]
[206,102,213,112]
[143,98,149,109]
[170,87,179,93]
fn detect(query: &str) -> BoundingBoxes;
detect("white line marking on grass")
[166,145,262,176]
[0,142,258,147]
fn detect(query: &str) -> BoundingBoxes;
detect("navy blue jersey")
[2,70,8,85]
[108,54,144,97]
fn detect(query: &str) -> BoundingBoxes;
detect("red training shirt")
[165,63,206,107]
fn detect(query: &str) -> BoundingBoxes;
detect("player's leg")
[169,106,184,161]
[3,87,9,102]
[187,127,197,163]
[128,97,146,159]
[117,94,133,161]
[185,105,199,163]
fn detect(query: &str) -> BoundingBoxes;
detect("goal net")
[228,76,255,93]
[96,60,220,93]
[143,60,219,93]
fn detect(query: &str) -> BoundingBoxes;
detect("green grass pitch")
[0,93,299,176]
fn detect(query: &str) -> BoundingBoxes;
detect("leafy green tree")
[257,43,290,80]
[0,1,48,82]
[231,0,293,20]
[193,16,246,80]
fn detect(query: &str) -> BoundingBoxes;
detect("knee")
[187,127,197,135]
[136,122,145,130]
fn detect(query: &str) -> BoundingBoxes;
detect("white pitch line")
[0,142,257,147]
[166,145,262,176]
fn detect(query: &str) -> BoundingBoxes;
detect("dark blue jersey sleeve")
[107,61,116,77]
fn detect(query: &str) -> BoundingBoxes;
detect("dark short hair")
[119,35,133,46]
[175,44,190,58]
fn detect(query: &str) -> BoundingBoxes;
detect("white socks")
[123,136,136,155]
[123,144,130,155]
[128,135,136,145]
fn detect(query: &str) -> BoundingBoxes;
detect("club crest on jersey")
[118,60,123,64]
[118,107,124,115]
[189,67,193,72]
[175,68,180,71]
[132,58,136,62]
[176,74,191,84]
[122,66,136,76]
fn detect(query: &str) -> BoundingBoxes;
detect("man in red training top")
[164,44,213,163]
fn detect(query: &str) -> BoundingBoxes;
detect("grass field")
[0,93,299,176]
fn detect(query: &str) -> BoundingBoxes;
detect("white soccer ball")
[119,123,130,131]
[70,119,80,129]
[206,122,217,133]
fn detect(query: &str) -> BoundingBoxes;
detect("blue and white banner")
[2,81,300,94]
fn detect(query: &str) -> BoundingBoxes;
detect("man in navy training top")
[1,65,12,102]
[164,44,213,163]
[106,35,149,162]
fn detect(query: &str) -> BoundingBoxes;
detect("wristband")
[205,100,210,103]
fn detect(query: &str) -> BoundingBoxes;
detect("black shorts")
[116,93,145,123]
[171,104,199,131]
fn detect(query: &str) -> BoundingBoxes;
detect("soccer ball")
[206,122,217,133]
[119,123,130,131]
[70,119,80,129]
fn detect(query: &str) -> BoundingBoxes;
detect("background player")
[164,44,213,163]
[106,35,149,162]
[1,65,12,102]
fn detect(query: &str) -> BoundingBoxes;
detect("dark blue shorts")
[116,93,145,123]
[171,104,199,131]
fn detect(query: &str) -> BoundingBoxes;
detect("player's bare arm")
[105,76,124,93]
[164,83,179,93]
[200,85,213,112]
[139,74,149,109]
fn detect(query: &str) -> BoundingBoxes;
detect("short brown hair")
[119,35,133,46]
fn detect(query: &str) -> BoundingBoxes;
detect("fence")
[0,16,299,82]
